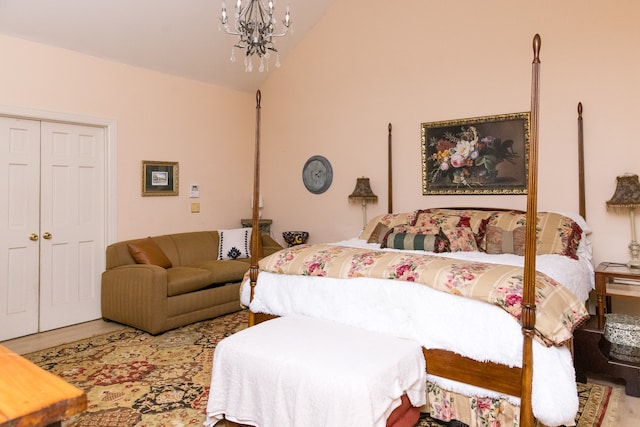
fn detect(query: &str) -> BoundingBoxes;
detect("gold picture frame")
[421,112,530,195]
[142,161,179,196]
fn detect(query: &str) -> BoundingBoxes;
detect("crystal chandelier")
[220,1,291,72]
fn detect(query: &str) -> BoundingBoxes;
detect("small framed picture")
[142,161,179,196]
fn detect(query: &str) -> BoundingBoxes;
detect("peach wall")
[262,0,640,314]
[0,34,253,241]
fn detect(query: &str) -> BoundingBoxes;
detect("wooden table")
[594,261,640,328]
[0,345,87,426]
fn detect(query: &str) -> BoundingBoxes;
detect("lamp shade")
[606,174,640,210]
[349,177,378,202]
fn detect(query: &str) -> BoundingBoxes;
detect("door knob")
[43,232,52,240]
[29,233,39,241]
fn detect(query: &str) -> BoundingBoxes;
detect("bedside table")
[594,262,640,328]
[573,262,640,396]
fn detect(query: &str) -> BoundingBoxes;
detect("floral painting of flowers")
[421,112,530,195]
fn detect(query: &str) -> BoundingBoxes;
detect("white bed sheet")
[240,243,594,426]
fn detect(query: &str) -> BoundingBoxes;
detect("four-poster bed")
[239,34,591,427]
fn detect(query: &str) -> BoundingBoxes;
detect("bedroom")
[1,0,639,425]
[1,0,637,315]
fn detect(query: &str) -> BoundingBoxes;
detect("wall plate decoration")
[302,155,333,194]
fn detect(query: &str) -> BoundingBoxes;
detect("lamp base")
[627,260,640,269]
[628,241,640,269]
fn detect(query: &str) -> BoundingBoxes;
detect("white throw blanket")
[205,315,427,427]
[241,272,579,427]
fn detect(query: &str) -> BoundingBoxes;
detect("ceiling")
[0,0,333,93]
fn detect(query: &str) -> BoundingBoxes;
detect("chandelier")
[220,1,292,72]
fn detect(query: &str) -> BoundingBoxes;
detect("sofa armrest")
[101,264,169,334]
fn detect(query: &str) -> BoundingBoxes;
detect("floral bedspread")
[257,244,589,346]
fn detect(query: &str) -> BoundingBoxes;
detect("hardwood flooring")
[2,320,638,426]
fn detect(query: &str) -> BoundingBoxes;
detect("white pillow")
[218,228,252,260]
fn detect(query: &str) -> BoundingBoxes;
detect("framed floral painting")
[421,112,530,195]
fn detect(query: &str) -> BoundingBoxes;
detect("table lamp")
[606,173,640,268]
[349,177,378,228]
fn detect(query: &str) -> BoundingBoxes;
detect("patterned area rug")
[24,310,620,427]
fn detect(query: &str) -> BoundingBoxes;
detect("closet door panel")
[39,122,105,331]
[0,117,41,341]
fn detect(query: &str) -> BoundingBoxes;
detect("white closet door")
[39,122,105,331]
[0,117,41,341]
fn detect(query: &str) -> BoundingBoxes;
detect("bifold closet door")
[0,117,41,340]
[0,118,105,340]
[38,121,105,332]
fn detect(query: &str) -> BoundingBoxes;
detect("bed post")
[520,34,541,427]
[388,123,393,214]
[248,89,263,327]
[578,102,586,220]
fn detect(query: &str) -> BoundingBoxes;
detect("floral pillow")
[486,211,582,259]
[443,223,479,252]
[381,228,451,253]
[360,212,412,241]
[414,208,496,235]
[409,210,461,229]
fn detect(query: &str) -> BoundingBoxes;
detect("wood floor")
[2,320,638,426]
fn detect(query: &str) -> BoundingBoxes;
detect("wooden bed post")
[520,34,541,427]
[388,123,393,214]
[578,102,586,220]
[248,89,263,327]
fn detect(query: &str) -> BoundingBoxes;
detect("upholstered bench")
[205,315,427,427]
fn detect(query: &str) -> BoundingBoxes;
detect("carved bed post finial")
[532,34,541,64]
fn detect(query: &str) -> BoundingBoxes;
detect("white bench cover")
[205,315,426,427]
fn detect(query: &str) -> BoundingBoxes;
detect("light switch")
[191,202,200,213]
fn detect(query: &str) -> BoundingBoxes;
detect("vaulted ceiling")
[0,0,333,93]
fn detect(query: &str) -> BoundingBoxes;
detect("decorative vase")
[282,231,309,247]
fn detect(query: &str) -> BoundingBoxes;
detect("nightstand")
[573,262,640,396]
[594,262,640,328]
[241,218,272,235]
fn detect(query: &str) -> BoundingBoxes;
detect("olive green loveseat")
[101,230,282,334]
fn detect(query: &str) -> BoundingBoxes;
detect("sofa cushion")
[196,260,251,285]
[166,267,214,296]
[127,237,172,268]
[218,228,251,260]
[169,231,218,266]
